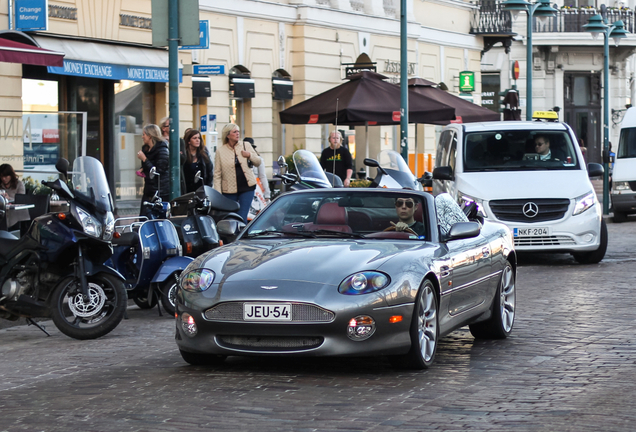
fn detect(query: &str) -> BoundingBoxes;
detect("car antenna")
[332,98,339,186]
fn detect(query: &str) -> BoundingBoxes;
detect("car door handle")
[440,265,451,277]
[482,247,490,258]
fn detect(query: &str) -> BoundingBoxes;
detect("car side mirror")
[432,166,454,181]
[587,162,603,178]
[447,221,481,241]
[217,219,246,237]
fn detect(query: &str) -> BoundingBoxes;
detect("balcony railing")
[471,0,514,35]
[534,9,635,33]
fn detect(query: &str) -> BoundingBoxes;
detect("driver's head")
[395,197,417,223]
[328,131,342,148]
[534,135,550,156]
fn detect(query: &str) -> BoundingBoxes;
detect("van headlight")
[74,206,102,238]
[573,191,596,216]
[458,192,486,218]
[612,181,631,193]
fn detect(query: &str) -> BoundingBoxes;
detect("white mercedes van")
[432,113,607,263]
[611,106,636,222]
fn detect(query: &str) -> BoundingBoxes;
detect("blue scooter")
[107,168,193,315]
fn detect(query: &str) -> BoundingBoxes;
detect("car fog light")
[582,233,594,243]
[180,312,198,337]
[347,315,375,341]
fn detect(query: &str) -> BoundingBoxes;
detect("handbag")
[244,141,254,168]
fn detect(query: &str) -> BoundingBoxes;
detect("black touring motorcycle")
[0,157,126,339]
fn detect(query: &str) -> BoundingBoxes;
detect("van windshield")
[463,130,580,172]
[617,127,636,158]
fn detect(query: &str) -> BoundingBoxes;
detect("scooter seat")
[112,231,138,247]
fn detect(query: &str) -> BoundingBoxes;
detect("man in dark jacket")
[320,130,353,187]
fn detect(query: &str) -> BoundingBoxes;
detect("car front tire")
[179,349,227,366]
[389,280,438,370]
[572,219,608,264]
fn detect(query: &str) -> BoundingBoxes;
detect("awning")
[34,36,177,83]
[0,38,64,67]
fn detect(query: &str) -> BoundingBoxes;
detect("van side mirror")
[432,166,454,181]
[587,163,603,178]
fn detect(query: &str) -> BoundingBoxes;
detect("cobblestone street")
[1,219,635,431]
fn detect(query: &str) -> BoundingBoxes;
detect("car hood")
[192,239,435,286]
[457,171,594,201]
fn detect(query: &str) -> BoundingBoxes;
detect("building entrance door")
[563,72,601,163]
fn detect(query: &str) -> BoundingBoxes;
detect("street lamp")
[583,13,629,215]
[502,0,557,120]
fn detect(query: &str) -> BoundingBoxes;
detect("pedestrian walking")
[320,130,353,187]
[137,124,170,216]
[213,123,261,222]
[181,129,213,193]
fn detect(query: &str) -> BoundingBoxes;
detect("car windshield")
[463,130,579,172]
[245,190,429,240]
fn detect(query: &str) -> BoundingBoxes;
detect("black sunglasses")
[395,199,415,208]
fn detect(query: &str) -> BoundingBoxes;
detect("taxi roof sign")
[532,110,559,121]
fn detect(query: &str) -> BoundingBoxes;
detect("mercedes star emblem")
[522,202,539,218]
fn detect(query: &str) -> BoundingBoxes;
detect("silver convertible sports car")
[175,189,516,369]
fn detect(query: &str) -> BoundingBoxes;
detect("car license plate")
[513,227,550,237]
[243,303,292,321]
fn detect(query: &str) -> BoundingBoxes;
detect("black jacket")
[141,140,170,201]
[180,150,213,193]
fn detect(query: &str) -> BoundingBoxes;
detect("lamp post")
[502,0,557,120]
[584,13,628,215]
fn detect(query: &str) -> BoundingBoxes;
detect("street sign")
[512,61,520,80]
[15,0,48,31]
[193,65,225,75]
[200,114,216,133]
[151,0,199,47]
[180,21,210,50]
[459,71,475,93]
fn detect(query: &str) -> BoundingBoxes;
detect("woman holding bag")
[213,123,261,222]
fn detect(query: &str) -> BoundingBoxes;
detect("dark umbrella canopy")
[279,71,455,126]
[408,77,500,124]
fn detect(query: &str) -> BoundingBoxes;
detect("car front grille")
[204,302,335,322]
[514,235,577,247]
[216,335,324,351]
[490,199,570,222]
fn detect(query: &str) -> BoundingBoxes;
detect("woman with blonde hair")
[137,123,170,216]
[213,123,261,222]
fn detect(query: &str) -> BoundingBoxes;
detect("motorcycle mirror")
[217,219,246,236]
[55,158,70,180]
[194,170,202,184]
[363,158,379,168]
[277,155,287,167]
[149,167,159,180]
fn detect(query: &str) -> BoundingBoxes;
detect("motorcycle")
[274,149,334,195]
[0,157,127,340]
[108,168,194,316]
[364,149,431,190]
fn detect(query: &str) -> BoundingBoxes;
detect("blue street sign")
[120,116,127,133]
[200,114,217,133]
[200,115,207,132]
[193,65,225,75]
[180,20,210,50]
[15,0,48,31]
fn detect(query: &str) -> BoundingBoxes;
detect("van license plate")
[513,227,550,237]
[244,303,292,321]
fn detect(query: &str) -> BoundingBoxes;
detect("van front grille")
[490,199,570,222]
[514,236,577,247]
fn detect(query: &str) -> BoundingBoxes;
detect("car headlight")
[458,191,486,218]
[573,191,596,216]
[612,181,631,193]
[75,206,102,238]
[338,271,390,295]
[103,211,115,241]
[181,269,215,292]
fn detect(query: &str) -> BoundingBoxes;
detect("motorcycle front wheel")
[50,273,127,340]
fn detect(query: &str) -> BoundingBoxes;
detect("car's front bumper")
[175,301,414,357]
[611,192,636,214]
[484,202,602,253]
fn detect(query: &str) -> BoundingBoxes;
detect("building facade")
[1,0,488,214]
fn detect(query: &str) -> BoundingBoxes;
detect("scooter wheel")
[132,285,158,309]
[160,275,179,317]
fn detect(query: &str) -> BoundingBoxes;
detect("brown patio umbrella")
[408,77,500,124]
[279,71,455,125]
